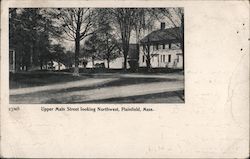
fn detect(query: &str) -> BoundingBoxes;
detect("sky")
[53,8,183,51]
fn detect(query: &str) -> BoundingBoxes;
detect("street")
[10,72,184,104]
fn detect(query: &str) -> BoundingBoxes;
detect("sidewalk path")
[66,80,184,103]
[10,73,184,104]
[10,80,183,104]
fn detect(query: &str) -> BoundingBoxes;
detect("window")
[163,55,165,62]
[177,55,179,62]
[162,44,165,49]
[142,55,145,63]
[153,44,157,50]
[156,44,159,50]
[165,44,169,49]
[168,55,171,62]
[143,45,146,51]
[169,43,171,49]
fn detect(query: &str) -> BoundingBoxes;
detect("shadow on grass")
[44,77,176,94]
[10,77,177,98]
[10,70,183,89]
[9,72,87,89]
[67,90,184,104]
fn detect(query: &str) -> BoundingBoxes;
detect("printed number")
[9,106,20,112]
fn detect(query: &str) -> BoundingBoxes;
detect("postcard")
[1,0,249,158]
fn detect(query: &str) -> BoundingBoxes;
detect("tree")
[95,23,120,68]
[81,23,120,69]
[98,33,120,69]
[107,8,137,70]
[143,37,152,70]
[132,8,157,71]
[51,8,98,76]
[63,50,75,68]
[50,44,66,70]
[81,33,100,67]
[9,8,61,71]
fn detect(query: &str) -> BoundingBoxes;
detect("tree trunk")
[135,27,140,72]
[92,56,95,68]
[40,57,43,70]
[30,44,33,70]
[146,54,151,71]
[107,58,110,69]
[51,60,53,70]
[73,35,80,76]
[40,62,43,70]
[123,43,129,70]
[146,44,151,71]
[123,53,128,70]
[58,62,61,71]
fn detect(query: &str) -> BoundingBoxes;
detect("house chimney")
[161,22,165,30]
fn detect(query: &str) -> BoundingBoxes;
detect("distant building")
[139,23,183,69]
[46,61,66,70]
[85,56,125,69]
[84,44,139,70]
[51,61,66,70]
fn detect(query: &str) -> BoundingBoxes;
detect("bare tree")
[52,8,98,76]
[132,9,158,71]
[96,23,120,68]
[81,33,101,68]
[107,8,137,70]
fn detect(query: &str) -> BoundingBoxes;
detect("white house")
[139,23,183,69]
[85,57,126,69]
[83,44,139,70]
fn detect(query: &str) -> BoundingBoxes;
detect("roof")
[140,27,181,44]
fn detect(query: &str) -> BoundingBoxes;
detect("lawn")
[9,71,184,104]
[10,72,86,89]
[10,70,182,89]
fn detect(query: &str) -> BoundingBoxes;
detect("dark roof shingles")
[140,27,180,43]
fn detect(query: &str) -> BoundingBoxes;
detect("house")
[84,44,139,69]
[85,56,125,69]
[139,23,183,69]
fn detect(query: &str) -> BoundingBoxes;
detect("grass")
[10,69,183,89]
[58,67,184,74]
[76,90,185,103]
[9,72,86,89]
[11,77,174,96]
[9,71,184,104]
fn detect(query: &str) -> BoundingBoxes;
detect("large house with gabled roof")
[139,23,183,69]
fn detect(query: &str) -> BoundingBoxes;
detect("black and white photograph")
[2,0,249,158]
[9,8,184,104]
